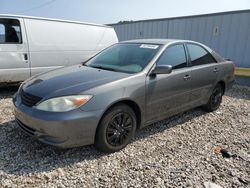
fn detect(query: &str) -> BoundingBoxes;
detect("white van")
[0,15,118,83]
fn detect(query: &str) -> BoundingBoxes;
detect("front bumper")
[14,98,104,148]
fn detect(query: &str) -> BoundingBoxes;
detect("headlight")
[36,95,92,112]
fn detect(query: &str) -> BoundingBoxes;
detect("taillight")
[233,63,235,72]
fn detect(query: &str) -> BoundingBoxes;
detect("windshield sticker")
[140,44,159,49]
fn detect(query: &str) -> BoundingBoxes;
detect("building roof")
[109,9,250,25]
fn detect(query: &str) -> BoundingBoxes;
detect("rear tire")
[95,104,136,153]
[203,84,223,112]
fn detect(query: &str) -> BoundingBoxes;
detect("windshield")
[86,43,161,73]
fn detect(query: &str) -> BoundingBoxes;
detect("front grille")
[16,119,35,135]
[20,89,42,107]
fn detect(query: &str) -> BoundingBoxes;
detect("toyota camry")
[13,39,235,153]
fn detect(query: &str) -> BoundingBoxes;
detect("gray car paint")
[13,39,235,148]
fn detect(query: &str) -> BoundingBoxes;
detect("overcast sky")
[0,0,249,24]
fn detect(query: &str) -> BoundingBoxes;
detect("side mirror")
[150,65,172,75]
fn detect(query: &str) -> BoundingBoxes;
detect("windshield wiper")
[90,65,117,72]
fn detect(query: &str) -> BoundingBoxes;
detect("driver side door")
[145,44,192,123]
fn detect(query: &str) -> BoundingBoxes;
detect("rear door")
[0,18,30,83]
[146,43,192,123]
[186,43,220,106]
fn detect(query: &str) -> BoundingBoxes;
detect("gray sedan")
[13,39,235,153]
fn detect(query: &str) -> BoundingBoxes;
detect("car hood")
[22,64,131,98]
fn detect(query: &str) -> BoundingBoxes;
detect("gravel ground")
[0,85,249,188]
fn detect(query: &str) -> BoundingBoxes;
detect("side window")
[157,44,187,69]
[187,44,216,66]
[0,19,22,44]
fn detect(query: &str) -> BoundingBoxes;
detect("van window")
[0,19,22,44]
[0,24,5,43]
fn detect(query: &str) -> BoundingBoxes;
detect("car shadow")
[135,107,206,141]
[0,84,20,98]
[0,107,207,176]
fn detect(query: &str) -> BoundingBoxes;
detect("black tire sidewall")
[206,84,223,112]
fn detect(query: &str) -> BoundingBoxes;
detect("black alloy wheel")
[106,113,133,146]
[95,104,136,153]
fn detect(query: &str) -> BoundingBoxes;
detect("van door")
[0,18,30,83]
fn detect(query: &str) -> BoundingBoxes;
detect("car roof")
[120,39,189,45]
[120,39,213,52]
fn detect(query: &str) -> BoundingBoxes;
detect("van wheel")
[95,104,136,153]
[203,84,223,112]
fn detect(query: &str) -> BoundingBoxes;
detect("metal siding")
[191,18,199,41]
[227,14,241,65]
[218,15,231,57]
[212,15,222,52]
[243,15,250,68]
[119,25,125,41]
[133,22,138,39]
[235,13,249,67]
[203,16,212,45]
[112,11,250,68]
[174,19,184,39]
[184,18,192,40]
[124,24,128,41]
[157,21,164,38]
[130,23,135,39]
[160,20,168,38]
[198,17,207,44]
[149,21,154,38]
[138,22,144,39]
[151,21,156,38]
[128,24,133,40]
[128,23,131,39]
[167,19,174,38]
[155,21,162,38]
[135,22,139,39]
[142,22,149,38]
[121,24,126,41]
[196,17,202,42]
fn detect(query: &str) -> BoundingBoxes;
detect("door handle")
[213,68,219,73]
[183,75,191,80]
[23,53,28,61]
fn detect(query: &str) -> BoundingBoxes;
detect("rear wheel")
[95,104,136,153]
[203,84,224,112]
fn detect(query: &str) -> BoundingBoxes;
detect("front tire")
[203,84,224,112]
[95,104,136,153]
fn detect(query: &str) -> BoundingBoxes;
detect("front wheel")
[95,104,136,153]
[203,84,224,112]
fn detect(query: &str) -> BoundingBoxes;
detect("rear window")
[187,44,216,66]
[0,19,22,44]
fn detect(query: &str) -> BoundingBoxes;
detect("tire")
[95,104,137,153]
[203,84,224,112]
